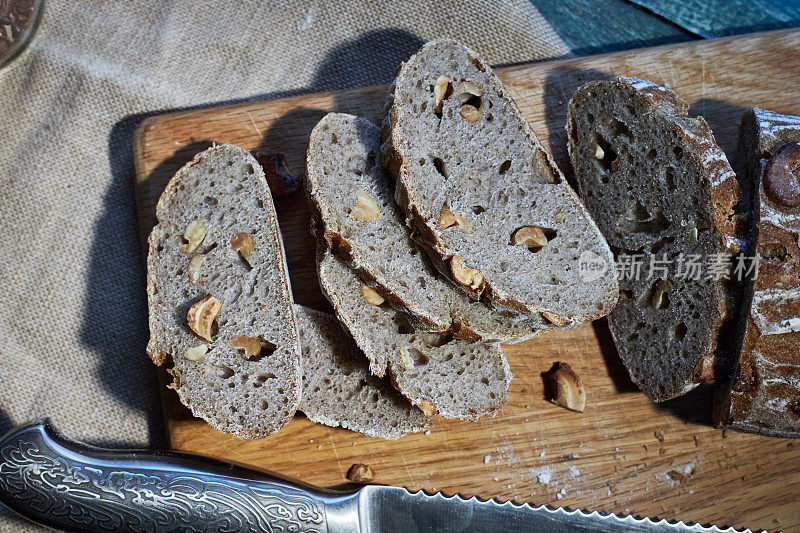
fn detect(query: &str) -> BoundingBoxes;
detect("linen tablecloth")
[0,1,568,529]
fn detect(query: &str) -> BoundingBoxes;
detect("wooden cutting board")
[133,29,800,531]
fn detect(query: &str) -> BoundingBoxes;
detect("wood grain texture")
[133,29,800,531]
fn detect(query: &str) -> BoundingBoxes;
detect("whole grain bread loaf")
[567,77,741,401]
[715,109,800,437]
[317,246,511,421]
[295,304,430,439]
[146,145,302,439]
[306,112,540,341]
[382,39,618,326]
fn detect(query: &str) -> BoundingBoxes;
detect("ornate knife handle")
[0,419,360,532]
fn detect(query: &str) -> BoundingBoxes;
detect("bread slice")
[146,144,301,439]
[567,77,741,401]
[715,109,800,437]
[306,112,539,342]
[294,304,430,439]
[382,39,618,326]
[317,246,511,420]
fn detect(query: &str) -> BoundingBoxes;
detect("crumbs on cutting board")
[658,461,697,488]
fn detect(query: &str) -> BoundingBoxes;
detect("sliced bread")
[294,304,430,439]
[566,77,741,401]
[306,112,539,341]
[146,144,302,439]
[715,109,800,437]
[382,39,618,326]
[317,246,511,420]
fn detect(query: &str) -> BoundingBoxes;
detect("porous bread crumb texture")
[383,39,618,324]
[294,305,429,439]
[317,247,511,421]
[566,78,739,402]
[306,112,542,341]
[146,145,301,439]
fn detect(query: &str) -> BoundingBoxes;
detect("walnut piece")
[456,81,482,123]
[460,104,481,123]
[688,225,698,244]
[184,344,209,361]
[437,203,471,230]
[433,75,451,114]
[353,191,381,222]
[764,142,800,207]
[187,255,207,284]
[228,335,262,359]
[360,284,385,306]
[455,80,483,103]
[547,362,586,412]
[187,294,222,342]
[450,255,484,294]
[179,219,207,254]
[417,399,437,416]
[511,226,548,251]
[594,144,605,160]
[400,348,415,370]
[542,311,567,326]
[652,279,674,309]
[346,463,374,483]
[230,232,254,259]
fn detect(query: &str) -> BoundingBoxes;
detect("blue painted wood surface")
[533,0,800,54]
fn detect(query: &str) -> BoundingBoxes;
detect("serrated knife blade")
[0,420,754,532]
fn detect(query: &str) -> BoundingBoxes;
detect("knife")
[0,420,750,532]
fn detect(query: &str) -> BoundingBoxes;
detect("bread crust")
[716,109,800,437]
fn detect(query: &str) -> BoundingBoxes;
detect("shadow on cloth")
[82,29,424,447]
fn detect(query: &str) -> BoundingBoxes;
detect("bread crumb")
[569,465,581,478]
[533,467,551,485]
[658,462,695,487]
[556,493,563,499]
[539,451,546,458]
[569,452,579,459]
[654,430,664,442]
[424,429,431,435]
[483,454,491,464]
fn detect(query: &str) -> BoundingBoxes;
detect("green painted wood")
[629,0,800,38]
[533,0,693,56]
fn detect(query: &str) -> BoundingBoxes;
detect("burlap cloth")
[0,0,568,528]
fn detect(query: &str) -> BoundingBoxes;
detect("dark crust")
[384,40,619,325]
[567,78,742,402]
[715,108,800,437]
[145,145,301,440]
